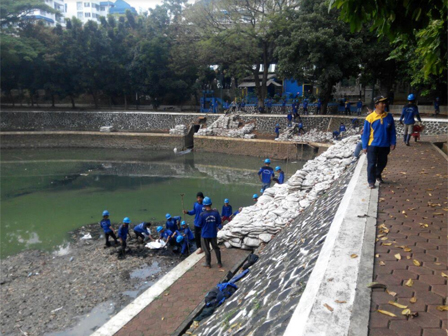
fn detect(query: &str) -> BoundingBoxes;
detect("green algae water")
[1,148,308,257]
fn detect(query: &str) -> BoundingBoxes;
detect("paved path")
[115,248,249,336]
[369,141,448,336]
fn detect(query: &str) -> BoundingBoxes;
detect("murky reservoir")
[1,148,307,257]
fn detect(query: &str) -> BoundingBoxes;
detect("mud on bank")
[0,223,183,336]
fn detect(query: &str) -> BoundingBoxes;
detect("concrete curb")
[91,252,204,336]
[284,154,378,336]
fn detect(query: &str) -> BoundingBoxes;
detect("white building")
[26,0,67,26]
[65,1,114,24]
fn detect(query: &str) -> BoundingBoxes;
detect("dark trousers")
[134,231,145,241]
[105,231,118,246]
[367,146,390,184]
[201,237,222,266]
[194,226,202,249]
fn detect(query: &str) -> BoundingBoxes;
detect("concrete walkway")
[115,248,249,336]
[369,141,447,336]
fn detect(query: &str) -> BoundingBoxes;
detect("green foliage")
[0,0,56,28]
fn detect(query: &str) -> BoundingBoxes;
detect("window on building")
[77,2,82,10]
[40,10,46,15]
[77,12,83,18]
[100,6,105,11]
[85,12,91,17]
[84,2,90,7]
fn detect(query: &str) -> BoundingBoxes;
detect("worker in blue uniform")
[133,222,153,243]
[165,213,181,232]
[198,197,222,268]
[183,192,206,254]
[118,217,130,256]
[258,158,275,193]
[287,111,293,127]
[275,124,281,138]
[157,226,176,246]
[274,166,285,184]
[100,210,119,247]
[399,94,422,146]
[253,194,258,203]
[361,96,396,189]
[221,199,233,223]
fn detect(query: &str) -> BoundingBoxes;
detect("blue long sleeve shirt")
[177,227,194,242]
[166,216,181,232]
[357,101,363,108]
[362,112,397,149]
[160,229,173,241]
[258,166,275,184]
[117,224,129,241]
[100,219,112,233]
[134,223,150,235]
[399,104,421,125]
[187,202,206,227]
[221,205,233,217]
[278,171,285,184]
[198,210,222,238]
[339,125,346,132]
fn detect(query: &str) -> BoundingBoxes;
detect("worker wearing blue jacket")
[133,222,153,243]
[198,197,222,268]
[118,217,130,256]
[361,96,396,189]
[302,99,308,115]
[100,210,119,247]
[357,100,363,116]
[177,221,194,242]
[221,199,233,223]
[157,226,176,246]
[165,214,181,232]
[275,124,281,138]
[316,99,322,114]
[399,94,422,146]
[339,123,347,138]
[274,166,285,184]
[183,192,206,254]
[287,111,293,127]
[258,159,275,192]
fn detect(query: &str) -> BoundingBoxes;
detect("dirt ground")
[0,224,183,336]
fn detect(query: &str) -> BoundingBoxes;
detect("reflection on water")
[1,148,309,257]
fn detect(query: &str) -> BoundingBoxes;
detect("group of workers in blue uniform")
[255,159,285,201]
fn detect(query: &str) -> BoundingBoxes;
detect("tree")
[276,0,363,113]
[329,0,447,82]
[0,0,56,28]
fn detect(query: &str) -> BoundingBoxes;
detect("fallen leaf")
[406,256,411,260]
[434,262,441,266]
[324,303,334,312]
[378,309,397,317]
[381,237,388,241]
[379,261,386,266]
[219,269,225,272]
[405,279,414,287]
[351,254,358,258]
[368,282,387,289]
[433,213,443,215]
[389,301,408,309]
[410,297,417,303]
[335,300,347,304]
[436,305,448,311]
[400,172,407,175]
[375,254,380,258]
[402,308,412,316]
[161,317,165,320]
[386,289,397,297]
[395,253,401,260]
[408,208,416,211]
[413,260,421,266]
[382,242,392,246]
[442,272,448,278]
[404,247,412,252]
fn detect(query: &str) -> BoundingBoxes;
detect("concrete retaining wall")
[0,131,186,150]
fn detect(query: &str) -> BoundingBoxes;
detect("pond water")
[1,148,308,257]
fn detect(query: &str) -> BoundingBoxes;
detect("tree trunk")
[261,42,269,104]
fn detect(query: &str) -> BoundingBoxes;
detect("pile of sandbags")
[196,114,256,139]
[169,124,188,135]
[277,127,359,143]
[218,135,360,249]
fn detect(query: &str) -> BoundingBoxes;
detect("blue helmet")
[165,213,171,219]
[181,220,187,226]
[176,235,184,243]
[275,166,281,171]
[260,189,264,193]
[253,194,258,199]
[264,159,271,164]
[123,217,130,224]
[276,123,279,127]
[407,94,415,101]
[102,210,109,216]
[224,198,229,203]
[156,226,163,233]
[203,196,212,206]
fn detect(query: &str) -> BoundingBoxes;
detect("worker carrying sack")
[242,253,259,270]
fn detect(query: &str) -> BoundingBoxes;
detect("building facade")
[26,0,67,26]
[65,0,136,23]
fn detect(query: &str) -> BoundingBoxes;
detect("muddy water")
[1,148,308,257]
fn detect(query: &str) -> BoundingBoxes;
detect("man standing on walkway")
[399,94,422,146]
[198,197,222,268]
[184,192,206,254]
[258,159,275,193]
[362,96,397,189]
[356,99,363,116]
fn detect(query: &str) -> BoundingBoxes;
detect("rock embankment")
[218,135,360,248]
[195,114,256,139]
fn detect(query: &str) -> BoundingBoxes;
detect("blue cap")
[165,213,171,219]
[176,235,184,243]
[253,194,258,199]
[275,166,281,171]
[407,94,415,101]
[224,198,229,203]
[181,220,187,226]
[264,159,271,164]
[102,210,109,216]
[157,226,163,233]
[203,196,212,205]
[123,217,130,224]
